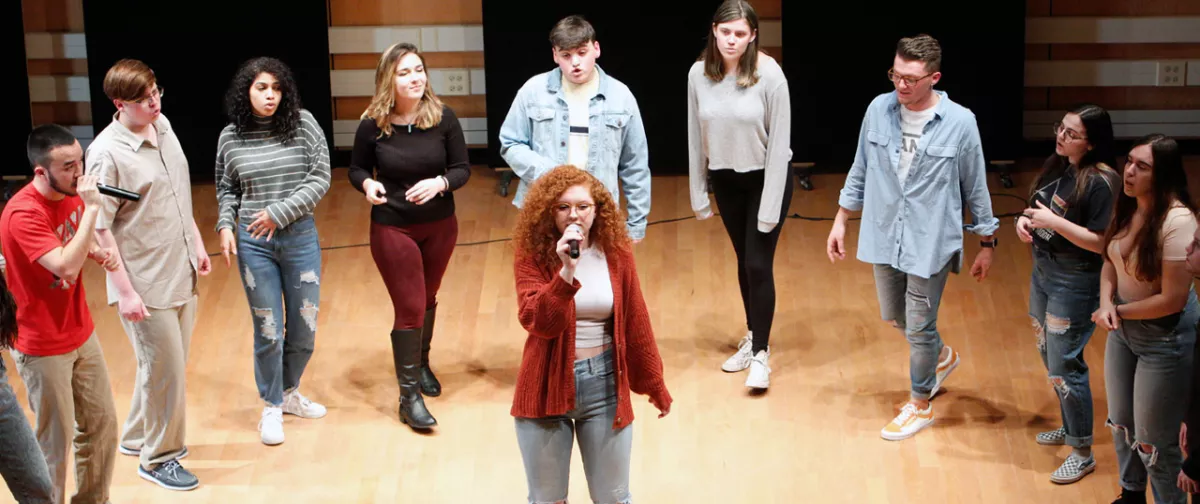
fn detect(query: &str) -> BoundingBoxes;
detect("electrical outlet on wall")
[1158,61,1185,86]
[441,70,469,95]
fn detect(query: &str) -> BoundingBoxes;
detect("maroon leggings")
[369,216,458,329]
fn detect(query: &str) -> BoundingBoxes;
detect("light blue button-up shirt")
[498,65,651,240]
[837,90,999,279]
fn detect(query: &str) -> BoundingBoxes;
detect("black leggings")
[711,167,793,353]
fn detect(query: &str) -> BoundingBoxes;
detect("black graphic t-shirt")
[1030,166,1115,262]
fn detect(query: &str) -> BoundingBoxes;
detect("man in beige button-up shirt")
[85,58,209,492]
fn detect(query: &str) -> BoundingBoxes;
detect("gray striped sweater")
[215,109,331,232]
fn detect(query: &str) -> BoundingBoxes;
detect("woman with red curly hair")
[510,165,671,503]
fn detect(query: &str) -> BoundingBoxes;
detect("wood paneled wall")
[1022,0,1200,139]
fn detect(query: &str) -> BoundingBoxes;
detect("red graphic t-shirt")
[0,183,94,356]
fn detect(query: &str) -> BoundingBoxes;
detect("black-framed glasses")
[887,68,933,87]
[1053,121,1086,142]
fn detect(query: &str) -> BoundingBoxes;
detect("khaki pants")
[118,295,195,470]
[10,332,117,504]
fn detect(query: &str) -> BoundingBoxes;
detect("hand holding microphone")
[556,223,585,280]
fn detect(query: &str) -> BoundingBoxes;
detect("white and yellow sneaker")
[881,402,934,441]
[930,346,960,398]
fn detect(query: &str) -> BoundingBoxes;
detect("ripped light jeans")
[514,349,632,504]
[1105,288,1199,503]
[1028,250,1101,448]
[236,215,322,407]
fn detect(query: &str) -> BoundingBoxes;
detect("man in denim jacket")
[498,15,651,242]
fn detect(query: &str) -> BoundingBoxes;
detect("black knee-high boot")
[390,328,437,429]
[420,305,442,397]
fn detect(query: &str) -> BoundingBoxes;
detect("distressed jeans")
[0,357,54,504]
[236,215,322,407]
[873,257,954,401]
[1028,250,1101,448]
[514,349,633,504]
[1106,288,1199,503]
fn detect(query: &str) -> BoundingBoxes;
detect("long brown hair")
[361,42,444,137]
[1103,134,1196,283]
[512,165,630,269]
[1030,104,1119,210]
[700,0,760,88]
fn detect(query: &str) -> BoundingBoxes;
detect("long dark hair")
[1103,134,1196,283]
[0,273,19,350]
[224,57,302,141]
[699,0,760,88]
[1030,103,1119,206]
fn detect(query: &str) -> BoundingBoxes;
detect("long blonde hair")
[361,42,444,136]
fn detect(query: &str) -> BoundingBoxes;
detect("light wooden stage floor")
[3,161,1199,503]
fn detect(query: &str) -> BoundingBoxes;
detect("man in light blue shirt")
[826,34,999,441]
[498,15,651,242]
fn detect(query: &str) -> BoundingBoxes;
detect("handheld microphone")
[566,223,583,259]
[96,184,141,202]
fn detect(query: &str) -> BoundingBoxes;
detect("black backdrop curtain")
[482,0,722,174]
[81,0,334,182]
[11,1,33,178]
[782,2,1026,171]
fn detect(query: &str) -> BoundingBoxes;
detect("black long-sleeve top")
[348,104,470,227]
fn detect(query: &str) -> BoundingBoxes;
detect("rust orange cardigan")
[511,243,672,429]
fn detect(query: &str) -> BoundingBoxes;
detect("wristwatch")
[981,237,998,248]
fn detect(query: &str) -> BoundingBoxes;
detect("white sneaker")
[881,402,934,441]
[745,349,770,389]
[282,388,327,419]
[258,406,284,446]
[721,332,754,372]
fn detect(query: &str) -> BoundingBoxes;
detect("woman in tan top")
[1093,134,1198,504]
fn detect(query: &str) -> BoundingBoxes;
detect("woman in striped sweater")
[215,57,332,446]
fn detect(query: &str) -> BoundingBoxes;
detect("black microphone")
[566,223,582,259]
[97,184,141,202]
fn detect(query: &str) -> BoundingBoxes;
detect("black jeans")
[711,167,793,354]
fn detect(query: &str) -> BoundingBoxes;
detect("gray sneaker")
[1036,426,1067,445]
[1050,453,1095,484]
[138,459,199,491]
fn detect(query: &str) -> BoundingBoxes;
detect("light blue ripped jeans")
[514,349,632,504]
[1105,288,1199,504]
[873,257,954,401]
[236,215,322,407]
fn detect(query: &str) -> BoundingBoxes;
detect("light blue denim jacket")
[498,65,651,240]
[838,90,999,279]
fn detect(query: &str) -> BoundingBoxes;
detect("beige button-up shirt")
[86,112,199,309]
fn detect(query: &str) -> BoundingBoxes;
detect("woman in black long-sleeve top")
[348,42,470,431]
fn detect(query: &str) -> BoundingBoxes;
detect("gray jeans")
[1106,289,1199,503]
[873,258,954,400]
[0,357,53,504]
[514,349,632,504]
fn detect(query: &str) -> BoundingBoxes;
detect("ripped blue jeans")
[1028,251,1101,448]
[236,215,322,407]
[1105,288,1199,503]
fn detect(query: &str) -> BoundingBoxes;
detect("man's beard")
[47,174,77,196]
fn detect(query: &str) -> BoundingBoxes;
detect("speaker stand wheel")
[990,160,1016,189]
[496,169,514,197]
[792,162,815,191]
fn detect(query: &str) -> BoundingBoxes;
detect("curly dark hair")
[224,56,302,141]
[0,273,19,350]
[512,165,631,268]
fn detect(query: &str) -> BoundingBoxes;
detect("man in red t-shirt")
[0,124,119,504]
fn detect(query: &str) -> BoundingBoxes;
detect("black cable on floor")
[205,192,1031,256]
